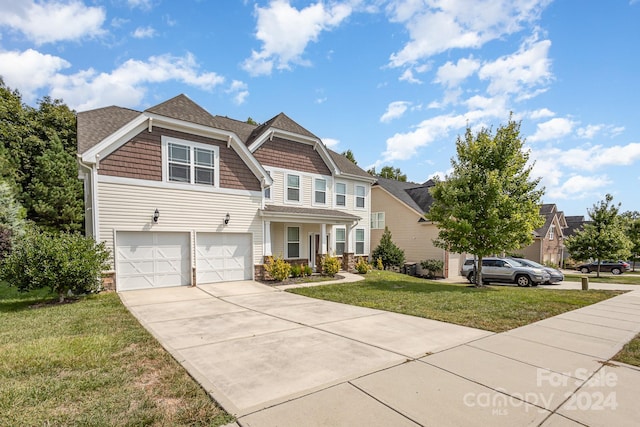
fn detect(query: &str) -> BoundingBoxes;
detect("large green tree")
[622,211,640,271]
[426,118,544,286]
[367,165,407,181]
[565,194,632,277]
[0,80,82,232]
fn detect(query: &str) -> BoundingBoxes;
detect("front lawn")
[0,282,233,427]
[563,273,640,285]
[288,270,623,333]
[614,333,640,367]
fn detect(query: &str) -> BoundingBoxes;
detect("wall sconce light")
[153,209,160,223]
[224,212,230,225]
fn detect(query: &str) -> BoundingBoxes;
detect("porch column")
[263,220,272,256]
[346,223,354,253]
[320,223,327,254]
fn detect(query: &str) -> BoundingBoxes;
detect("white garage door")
[117,231,191,291]
[196,233,252,283]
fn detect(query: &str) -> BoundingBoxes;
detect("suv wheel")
[611,267,622,275]
[467,272,476,284]
[516,275,531,287]
[580,267,590,274]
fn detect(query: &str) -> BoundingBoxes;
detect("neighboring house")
[77,94,374,291]
[562,215,587,264]
[520,204,567,266]
[369,178,465,278]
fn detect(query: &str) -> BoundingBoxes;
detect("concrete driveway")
[120,280,640,426]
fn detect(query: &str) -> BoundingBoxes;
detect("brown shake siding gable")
[98,127,261,191]
[253,137,332,175]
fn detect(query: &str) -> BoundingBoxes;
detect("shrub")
[0,228,111,302]
[322,255,341,277]
[355,257,370,274]
[264,256,291,282]
[372,227,405,269]
[376,257,384,270]
[302,264,313,277]
[420,259,444,278]
[0,225,12,261]
[290,264,302,278]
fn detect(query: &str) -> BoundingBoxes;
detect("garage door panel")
[117,232,190,291]
[196,233,252,284]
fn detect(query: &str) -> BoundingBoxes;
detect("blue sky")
[1,0,639,216]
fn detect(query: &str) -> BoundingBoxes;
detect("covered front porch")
[258,205,363,278]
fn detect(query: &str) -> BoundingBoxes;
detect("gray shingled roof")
[565,215,586,237]
[261,204,361,221]
[245,112,318,146]
[374,177,435,214]
[213,116,257,143]
[77,106,141,153]
[327,149,372,179]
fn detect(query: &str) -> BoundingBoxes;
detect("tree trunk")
[596,259,601,278]
[476,255,484,287]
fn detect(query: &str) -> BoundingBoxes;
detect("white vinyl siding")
[97,180,263,269]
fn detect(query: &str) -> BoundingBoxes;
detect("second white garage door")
[196,233,252,283]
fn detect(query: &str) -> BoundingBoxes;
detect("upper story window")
[355,185,366,209]
[164,137,219,187]
[314,178,326,205]
[549,224,555,240]
[335,182,346,207]
[371,212,385,229]
[264,171,271,200]
[287,174,300,202]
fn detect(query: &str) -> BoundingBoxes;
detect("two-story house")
[520,203,567,266]
[77,94,374,291]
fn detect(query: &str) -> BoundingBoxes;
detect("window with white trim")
[165,138,218,186]
[549,224,555,240]
[355,185,366,209]
[335,182,346,207]
[371,212,385,229]
[355,228,365,255]
[264,171,271,200]
[315,178,326,204]
[335,228,345,255]
[287,227,300,258]
[287,174,300,202]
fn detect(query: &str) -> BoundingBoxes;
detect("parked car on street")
[509,258,564,284]
[460,257,550,287]
[575,260,630,275]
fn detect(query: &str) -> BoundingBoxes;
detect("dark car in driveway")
[575,260,630,275]
[509,258,564,284]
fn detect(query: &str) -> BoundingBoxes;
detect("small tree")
[1,228,111,302]
[372,227,405,269]
[341,149,357,165]
[565,194,632,277]
[426,117,544,286]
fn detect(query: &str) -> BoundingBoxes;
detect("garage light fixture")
[224,212,230,225]
[153,209,160,223]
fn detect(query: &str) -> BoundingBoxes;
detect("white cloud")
[2,51,226,110]
[243,0,352,76]
[434,57,480,87]
[132,26,157,39]
[322,137,340,149]
[528,117,575,142]
[387,0,551,67]
[127,0,153,10]
[529,108,555,119]
[545,174,613,200]
[478,37,552,97]
[398,68,422,84]
[0,0,106,45]
[0,49,70,101]
[380,101,411,123]
[226,80,249,105]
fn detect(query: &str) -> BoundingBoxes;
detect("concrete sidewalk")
[120,281,640,426]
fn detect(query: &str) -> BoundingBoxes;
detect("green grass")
[288,270,623,333]
[0,282,233,427]
[563,273,640,285]
[613,333,640,367]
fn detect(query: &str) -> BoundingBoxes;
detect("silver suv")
[460,257,550,287]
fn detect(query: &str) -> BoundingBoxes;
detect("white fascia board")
[249,128,340,176]
[337,172,377,184]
